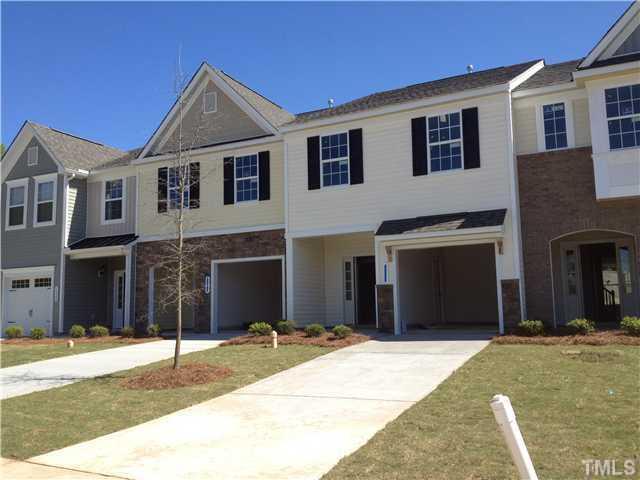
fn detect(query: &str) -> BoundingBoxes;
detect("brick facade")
[501,279,521,331]
[376,284,394,332]
[518,147,640,324]
[135,229,285,332]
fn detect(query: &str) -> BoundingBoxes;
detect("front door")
[355,256,376,325]
[113,270,125,329]
[580,243,620,324]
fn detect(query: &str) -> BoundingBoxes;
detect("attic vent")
[203,91,218,113]
[27,146,39,166]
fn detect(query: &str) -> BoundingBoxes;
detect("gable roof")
[579,1,640,69]
[287,59,542,125]
[514,59,581,91]
[30,122,125,171]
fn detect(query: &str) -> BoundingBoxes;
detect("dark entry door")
[355,256,376,325]
[580,243,620,324]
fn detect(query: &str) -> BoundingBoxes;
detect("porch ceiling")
[375,209,507,237]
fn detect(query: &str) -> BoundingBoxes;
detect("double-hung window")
[427,112,462,172]
[6,179,27,229]
[168,166,190,209]
[605,84,640,150]
[235,154,258,202]
[542,103,568,150]
[321,133,349,186]
[104,179,124,222]
[34,174,56,226]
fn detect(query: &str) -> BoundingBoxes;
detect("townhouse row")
[2,3,639,337]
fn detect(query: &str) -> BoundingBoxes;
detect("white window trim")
[101,177,126,225]
[603,83,640,152]
[203,91,218,114]
[535,100,575,152]
[320,131,350,188]
[5,178,28,231]
[167,165,191,210]
[233,153,260,204]
[27,145,39,166]
[426,110,464,174]
[33,173,58,228]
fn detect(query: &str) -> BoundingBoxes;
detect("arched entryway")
[550,230,639,327]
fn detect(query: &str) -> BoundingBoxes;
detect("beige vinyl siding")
[286,92,518,278]
[513,105,537,155]
[291,237,325,326]
[573,97,591,147]
[138,141,284,238]
[86,176,136,237]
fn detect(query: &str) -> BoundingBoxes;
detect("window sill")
[101,219,126,226]
[234,200,259,206]
[320,183,351,190]
[5,224,26,231]
[33,221,56,228]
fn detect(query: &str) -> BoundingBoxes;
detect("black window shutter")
[157,167,168,213]
[411,117,427,176]
[223,156,235,205]
[258,151,270,201]
[307,136,320,190]
[189,162,200,209]
[462,107,480,169]
[348,129,363,185]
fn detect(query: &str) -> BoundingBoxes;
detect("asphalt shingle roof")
[30,122,125,171]
[515,59,581,91]
[289,60,542,125]
[69,234,138,250]
[375,209,507,236]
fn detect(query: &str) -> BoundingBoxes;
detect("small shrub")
[567,318,595,335]
[248,322,273,336]
[69,324,86,338]
[304,324,326,337]
[30,327,46,340]
[147,324,161,337]
[332,324,353,339]
[4,325,23,339]
[89,325,109,337]
[516,320,545,337]
[120,326,135,338]
[275,320,296,335]
[621,316,640,336]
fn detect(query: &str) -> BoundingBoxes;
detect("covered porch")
[62,234,136,333]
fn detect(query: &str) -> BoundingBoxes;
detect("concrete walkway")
[1,336,227,399]
[25,331,490,480]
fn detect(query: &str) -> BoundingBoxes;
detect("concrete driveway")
[25,331,490,480]
[1,336,226,399]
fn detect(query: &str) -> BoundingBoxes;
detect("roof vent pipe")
[328,98,335,108]
[466,64,474,74]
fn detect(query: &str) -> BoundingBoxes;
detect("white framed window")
[11,279,30,289]
[5,178,28,230]
[541,103,568,150]
[168,165,190,209]
[34,277,52,288]
[427,112,463,172]
[203,91,218,114]
[321,132,349,187]
[102,178,125,224]
[235,154,258,202]
[605,83,640,150]
[27,146,39,166]
[33,174,57,227]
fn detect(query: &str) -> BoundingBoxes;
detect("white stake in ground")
[490,394,538,480]
[272,330,278,349]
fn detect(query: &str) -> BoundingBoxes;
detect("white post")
[272,330,278,349]
[124,249,132,327]
[490,394,538,480]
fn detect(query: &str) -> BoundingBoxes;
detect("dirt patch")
[493,330,640,346]
[561,349,623,363]
[1,336,159,346]
[121,363,233,390]
[221,330,371,348]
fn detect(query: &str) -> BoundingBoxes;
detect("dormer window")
[606,84,640,150]
[203,91,217,113]
[27,146,38,166]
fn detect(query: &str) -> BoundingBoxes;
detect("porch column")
[495,241,505,335]
[125,249,132,328]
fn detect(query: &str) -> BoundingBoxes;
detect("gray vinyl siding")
[5,137,59,181]
[86,176,136,237]
[66,178,86,245]
[63,257,108,329]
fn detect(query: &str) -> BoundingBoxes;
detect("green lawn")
[0,341,147,368]
[324,344,640,480]
[1,344,331,459]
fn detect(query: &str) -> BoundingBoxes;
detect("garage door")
[3,275,53,336]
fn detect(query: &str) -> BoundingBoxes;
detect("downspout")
[57,172,74,335]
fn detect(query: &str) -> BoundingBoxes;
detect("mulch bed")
[221,330,372,348]
[493,330,640,346]
[121,363,233,390]
[1,336,160,346]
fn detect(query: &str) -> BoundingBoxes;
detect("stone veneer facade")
[135,229,285,332]
[517,146,640,324]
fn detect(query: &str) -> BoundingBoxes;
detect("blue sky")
[1,1,630,150]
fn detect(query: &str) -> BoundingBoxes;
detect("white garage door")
[3,275,53,336]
